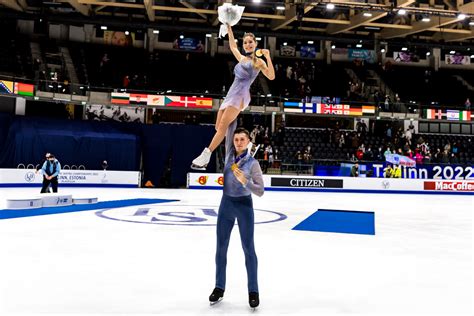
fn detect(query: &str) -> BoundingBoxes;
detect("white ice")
[0,187,472,316]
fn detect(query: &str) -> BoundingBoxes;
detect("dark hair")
[49,154,55,159]
[234,127,250,139]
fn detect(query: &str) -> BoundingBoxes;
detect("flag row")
[284,102,376,116]
[424,109,471,121]
[111,93,213,108]
[0,80,34,97]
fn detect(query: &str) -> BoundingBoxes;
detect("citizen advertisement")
[270,178,343,188]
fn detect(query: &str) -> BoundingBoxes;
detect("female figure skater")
[208,118,264,309]
[191,24,275,170]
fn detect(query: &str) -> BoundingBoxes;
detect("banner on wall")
[300,45,316,58]
[104,31,134,46]
[284,102,375,116]
[174,38,204,52]
[445,54,470,65]
[393,52,419,63]
[280,45,296,57]
[348,49,375,63]
[85,104,145,123]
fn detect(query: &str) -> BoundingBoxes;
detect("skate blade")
[191,164,207,171]
[209,297,223,305]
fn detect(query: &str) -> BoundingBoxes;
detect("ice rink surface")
[0,187,472,316]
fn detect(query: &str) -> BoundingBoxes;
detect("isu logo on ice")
[424,181,474,191]
[96,204,287,226]
[197,176,208,185]
[216,176,224,186]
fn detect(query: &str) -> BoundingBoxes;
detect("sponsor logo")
[96,204,287,226]
[424,181,474,191]
[197,176,208,185]
[271,177,343,188]
[24,171,35,182]
[216,176,224,186]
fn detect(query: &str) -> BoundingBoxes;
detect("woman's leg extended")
[215,109,224,131]
[208,106,240,152]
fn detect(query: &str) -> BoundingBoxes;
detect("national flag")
[362,105,375,114]
[0,80,14,94]
[283,102,320,113]
[130,94,148,105]
[424,109,434,119]
[147,95,165,106]
[459,111,471,121]
[446,110,459,121]
[14,82,34,97]
[164,96,186,107]
[424,108,443,119]
[348,106,363,116]
[194,97,213,108]
[111,92,130,104]
[322,103,344,115]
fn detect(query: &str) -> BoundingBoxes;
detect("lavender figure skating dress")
[220,58,260,111]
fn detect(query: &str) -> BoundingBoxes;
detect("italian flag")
[459,111,471,121]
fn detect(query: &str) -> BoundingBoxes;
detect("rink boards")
[0,169,140,188]
[187,173,474,195]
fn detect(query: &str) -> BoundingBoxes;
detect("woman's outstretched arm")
[227,24,244,63]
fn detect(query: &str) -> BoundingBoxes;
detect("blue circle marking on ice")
[96,204,287,226]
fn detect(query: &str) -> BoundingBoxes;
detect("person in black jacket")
[40,154,61,193]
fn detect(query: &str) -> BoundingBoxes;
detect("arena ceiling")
[1,0,473,45]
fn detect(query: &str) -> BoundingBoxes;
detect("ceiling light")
[356,44,362,48]
[125,31,130,35]
[401,47,408,51]
[398,9,406,15]
[256,37,262,41]
[253,0,261,3]
[331,45,336,49]
[363,13,373,17]
[326,3,335,10]
[307,40,314,44]
[457,13,467,20]
[283,42,287,46]
[153,30,160,34]
[471,55,474,58]
[205,33,212,38]
[381,48,386,53]
[469,21,474,26]
[100,26,107,30]
[422,17,431,22]
[450,50,455,54]
[180,35,184,39]
[426,52,431,56]
[276,5,285,10]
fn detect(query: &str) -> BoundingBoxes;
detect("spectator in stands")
[414,149,423,165]
[465,98,471,111]
[383,164,393,178]
[383,147,391,158]
[384,95,390,111]
[450,153,458,164]
[40,154,61,193]
[123,75,130,89]
[404,128,412,145]
[192,25,275,170]
[440,149,449,164]
[392,164,402,178]
[350,162,359,177]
